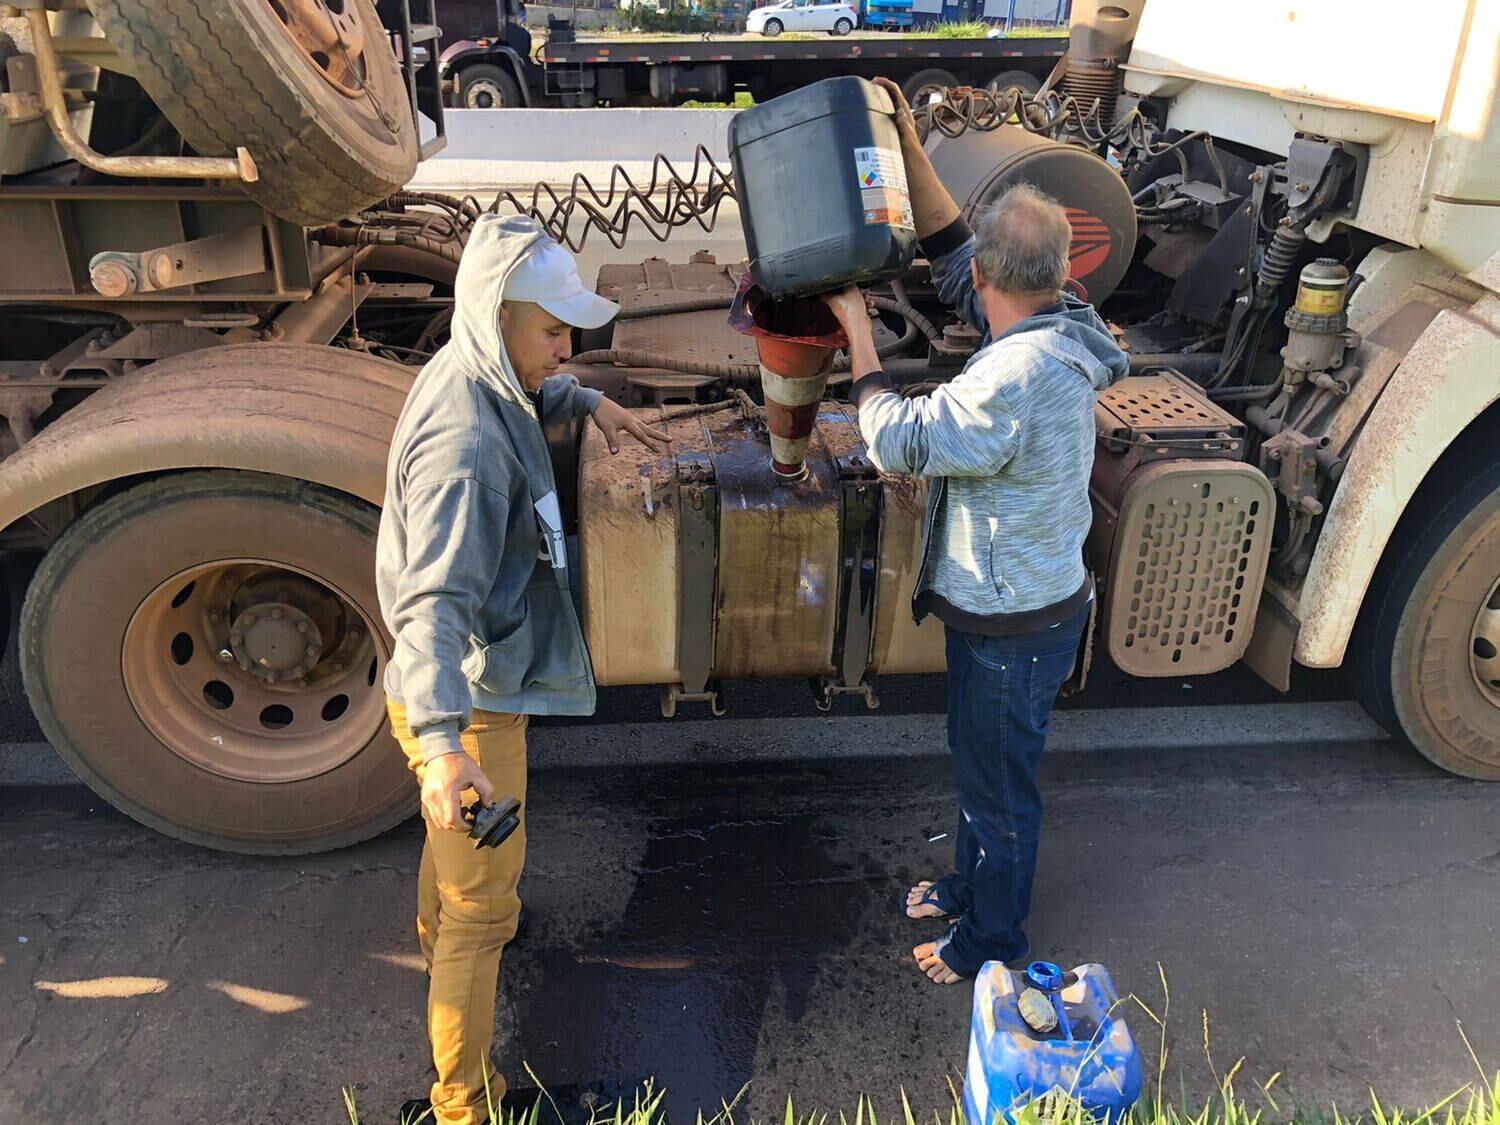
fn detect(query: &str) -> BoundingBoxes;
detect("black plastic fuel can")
[729,77,918,299]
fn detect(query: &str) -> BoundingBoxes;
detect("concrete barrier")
[411,107,739,192]
[410,107,747,285]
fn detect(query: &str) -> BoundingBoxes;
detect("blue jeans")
[934,604,1089,976]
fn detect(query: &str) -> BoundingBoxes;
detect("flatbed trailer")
[434,0,1067,107]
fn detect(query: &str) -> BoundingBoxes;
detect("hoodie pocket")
[987,525,1006,602]
[462,600,535,698]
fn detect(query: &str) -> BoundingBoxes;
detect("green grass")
[343,974,1498,1125]
[908,19,1064,37]
[343,1075,1500,1125]
[681,91,756,108]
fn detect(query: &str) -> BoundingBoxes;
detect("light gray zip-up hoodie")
[377,214,604,763]
[858,233,1129,621]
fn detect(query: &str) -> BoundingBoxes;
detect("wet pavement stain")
[506,770,872,1121]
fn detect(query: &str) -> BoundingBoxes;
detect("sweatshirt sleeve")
[923,220,987,337]
[387,476,509,763]
[855,352,1025,480]
[540,372,603,427]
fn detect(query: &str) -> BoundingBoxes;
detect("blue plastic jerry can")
[964,961,1143,1125]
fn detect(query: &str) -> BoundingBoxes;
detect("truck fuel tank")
[576,398,946,704]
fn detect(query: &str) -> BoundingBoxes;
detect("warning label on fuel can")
[854,146,914,229]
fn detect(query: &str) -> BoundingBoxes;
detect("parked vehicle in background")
[747,0,859,35]
[862,0,915,30]
[437,0,1062,106]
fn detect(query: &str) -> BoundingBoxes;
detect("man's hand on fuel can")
[422,751,496,832]
[873,77,920,148]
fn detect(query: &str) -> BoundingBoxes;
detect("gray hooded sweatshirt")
[855,225,1129,625]
[377,214,604,763]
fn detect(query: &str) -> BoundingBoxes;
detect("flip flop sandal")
[903,878,965,920]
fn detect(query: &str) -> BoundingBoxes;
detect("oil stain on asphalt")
[505,763,876,1121]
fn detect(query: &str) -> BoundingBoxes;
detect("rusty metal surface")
[89,225,271,296]
[577,407,702,686]
[710,409,841,678]
[0,343,412,542]
[595,257,744,302]
[24,7,257,185]
[1098,372,1241,437]
[0,191,311,303]
[818,397,947,677]
[614,305,757,369]
[579,398,949,688]
[1103,459,1275,677]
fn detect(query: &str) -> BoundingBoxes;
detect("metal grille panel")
[1095,372,1245,459]
[1104,460,1275,677]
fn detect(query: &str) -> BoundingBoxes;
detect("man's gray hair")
[972,183,1072,300]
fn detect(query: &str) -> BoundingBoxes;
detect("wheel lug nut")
[208,609,222,622]
[296,621,308,634]
[243,613,257,626]
[265,671,278,684]
[333,661,346,672]
[217,648,234,663]
[270,608,283,621]
[306,645,318,658]
[229,632,243,645]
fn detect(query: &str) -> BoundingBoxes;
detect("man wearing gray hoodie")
[377,213,668,1125]
[823,78,1129,987]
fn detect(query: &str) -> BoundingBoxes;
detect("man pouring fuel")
[821,77,1128,986]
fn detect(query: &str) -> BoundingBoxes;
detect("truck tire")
[85,0,418,226]
[763,18,785,35]
[459,62,523,109]
[987,69,1040,98]
[20,471,415,853]
[833,17,854,34]
[902,68,959,108]
[1348,438,1500,779]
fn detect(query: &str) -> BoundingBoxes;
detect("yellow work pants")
[388,700,529,1125]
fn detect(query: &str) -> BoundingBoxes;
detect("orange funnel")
[729,274,848,479]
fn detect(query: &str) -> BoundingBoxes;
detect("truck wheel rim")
[1471,575,1500,708]
[465,79,504,108]
[122,559,386,783]
[264,0,372,99]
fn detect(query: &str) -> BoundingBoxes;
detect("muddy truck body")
[0,0,1494,853]
[433,0,1065,109]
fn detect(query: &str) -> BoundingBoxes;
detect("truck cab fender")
[439,40,533,107]
[0,343,410,543]
[1294,276,1500,668]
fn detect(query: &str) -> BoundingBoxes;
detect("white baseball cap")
[505,238,619,329]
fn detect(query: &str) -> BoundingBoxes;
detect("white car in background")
[746,0,859,36]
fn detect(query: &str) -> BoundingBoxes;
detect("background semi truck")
[0,0,1493,854]
[433,0,1064,108]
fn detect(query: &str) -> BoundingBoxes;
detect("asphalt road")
[4,732,1496,1124]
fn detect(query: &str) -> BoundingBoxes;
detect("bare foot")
[912,941,965,985]
[905,881,951,920]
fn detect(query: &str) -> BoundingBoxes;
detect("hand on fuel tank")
[590,395,672,455]
[422,750,495,832]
